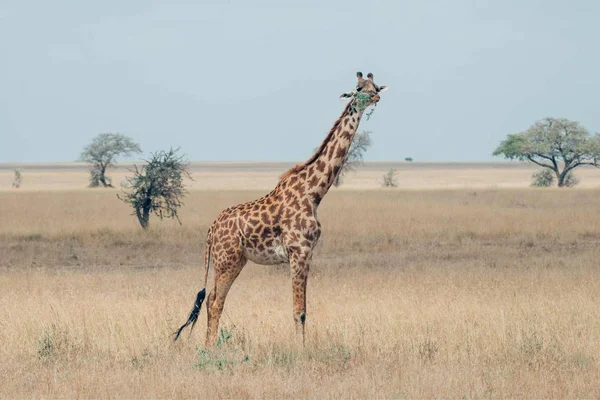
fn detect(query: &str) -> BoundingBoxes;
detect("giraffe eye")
[356,86,363,92]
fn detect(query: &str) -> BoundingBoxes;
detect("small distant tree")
[382,168,398,187]
[404,157,414,162]
[80,133,142,188]
[12,168,22,188]
[334,130,373,187]
[493,118,600,187]
[118,148,191,230]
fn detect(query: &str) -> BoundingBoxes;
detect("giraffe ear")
[377,85,389,93]
[339,92,354,100]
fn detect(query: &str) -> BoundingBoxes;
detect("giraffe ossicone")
[174,72,388,347]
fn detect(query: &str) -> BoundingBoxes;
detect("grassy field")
[3,161,600,191]
[1,164,600,398]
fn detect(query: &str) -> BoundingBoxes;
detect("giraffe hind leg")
[205,256,247,347]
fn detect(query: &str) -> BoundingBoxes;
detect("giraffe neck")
[302,103,365,202]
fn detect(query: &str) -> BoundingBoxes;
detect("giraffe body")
[175,72,387,346]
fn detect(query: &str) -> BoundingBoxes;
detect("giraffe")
[174,72,388,346]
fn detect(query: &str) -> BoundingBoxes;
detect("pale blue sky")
[1,0,598,162]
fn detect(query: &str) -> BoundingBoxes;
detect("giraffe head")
[340,72,388,110]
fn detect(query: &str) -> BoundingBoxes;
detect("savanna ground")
[1,162,599,398]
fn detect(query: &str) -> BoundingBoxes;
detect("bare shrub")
[531,169,554,187]
[382,168,398,187]
[12,169,22,188]
[563,172,579,187]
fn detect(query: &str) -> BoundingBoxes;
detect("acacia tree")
[493,118,600,187]
[80,133,142,187]
[118,148,191,229]
[334,130,373,187]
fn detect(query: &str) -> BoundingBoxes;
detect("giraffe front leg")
[289,249,311,346]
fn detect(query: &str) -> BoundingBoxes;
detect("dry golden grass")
[1,169,600,398]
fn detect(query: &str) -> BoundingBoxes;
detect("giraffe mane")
[279,102,352,181]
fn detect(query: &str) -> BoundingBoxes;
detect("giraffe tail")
[173,232,212,341]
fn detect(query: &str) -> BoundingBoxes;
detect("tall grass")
[1,189,600,397]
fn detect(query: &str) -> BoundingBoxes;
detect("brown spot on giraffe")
[261,227,272,239]
[272,213,281,225]
[260,212,271,225]
[289,198,301,211]
[174,72,388,347]
[315,160,326,173]
[327,141,337,158]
